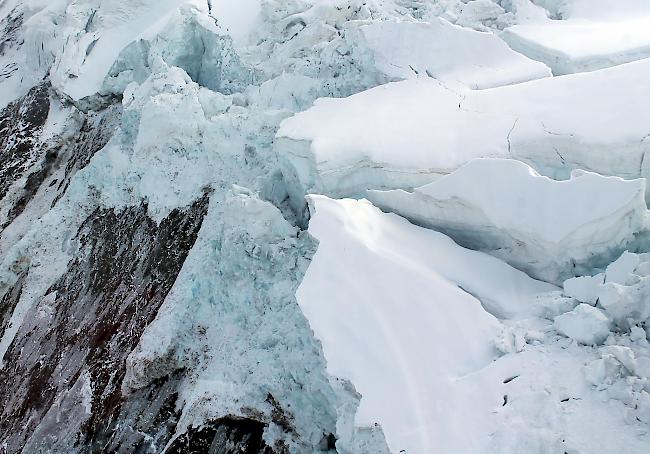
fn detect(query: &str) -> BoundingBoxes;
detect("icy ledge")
[368,159,649,284]
[276,59,650,210]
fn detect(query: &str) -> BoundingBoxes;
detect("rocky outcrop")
[0,196,208,452]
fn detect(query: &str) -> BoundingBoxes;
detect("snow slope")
[297,196,553,452]
[298,196,650,453]
[369,159,648,283]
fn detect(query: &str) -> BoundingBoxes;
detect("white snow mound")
[553,304,611,345]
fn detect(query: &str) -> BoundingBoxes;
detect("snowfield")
[0,0,650,452]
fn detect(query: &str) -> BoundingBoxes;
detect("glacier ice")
[1,0,650,452]
[553,304,611,345]
[350,17,550,89]
[123,188,343,452]
[368,158,649,283]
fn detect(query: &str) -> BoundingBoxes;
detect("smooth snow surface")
[299,197,650,453]
[368,159,648,283]
[502,1,650,74]
[298,196,556,452]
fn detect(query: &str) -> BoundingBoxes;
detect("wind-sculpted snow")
[368,159,649,283]
[277,59,650,212]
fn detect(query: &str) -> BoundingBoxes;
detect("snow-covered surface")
[297,196,540,452]
[502,1,650,74]
[298,196,650,453]
[502,18,650,75]
[554,304,611,345]
[277,58,650,202]
[368,159,649,283]
[356,18,550,88]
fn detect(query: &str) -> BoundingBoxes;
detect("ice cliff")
[0,0,649,453]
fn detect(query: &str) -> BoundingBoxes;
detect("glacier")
[0,0,649,453]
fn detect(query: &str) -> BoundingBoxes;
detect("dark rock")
[0,195,209,453]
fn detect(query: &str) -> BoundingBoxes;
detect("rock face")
[0,197,209,452]
[0,84,51,225]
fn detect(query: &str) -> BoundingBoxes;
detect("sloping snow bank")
[276,59,650,209]
[297,196,556,453]
[368,159,648,283]
[354,18,550,88]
